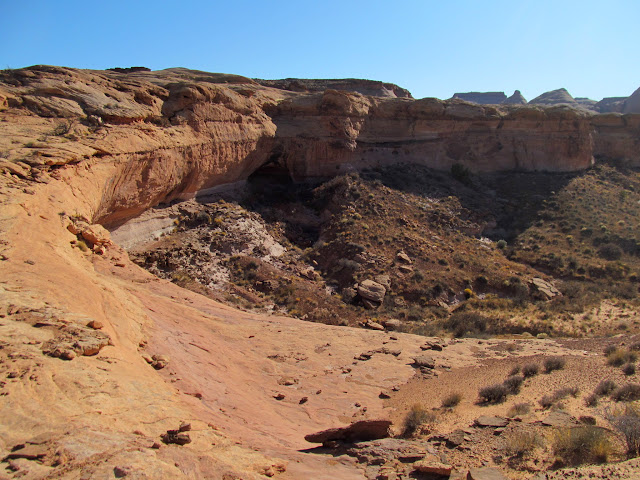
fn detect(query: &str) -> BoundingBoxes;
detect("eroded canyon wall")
[1,66,639,227]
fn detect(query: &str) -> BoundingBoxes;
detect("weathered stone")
[358,280,386,303]
[474,416,509,428]
[413,456,452,476]
[41,325,111,359]
[396,251,412,264]
[364,320,385,331]
[468,467,508,480]
[530,277,560,300]
[421,340,444,351]
[412,355,435,369]
[160,431,191,445]
[540,411,579,427]
[305,419,392,444]
[382,319,402,331]
[86,320,103,329]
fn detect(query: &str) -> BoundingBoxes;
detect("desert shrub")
[623,363,637,376]
[451,163,471,184]
[478,383,508,404]
[612,384,640,402]
[522,363,540,378]
[539,395,555,409]
[629,342,640,352]
[497,239,507,250]
[403,404,437,436]
[604,344,618,356]
[553,426,614,466]
[607,349,638,367]
[508,403,531,417]
[504,375,524,394]
[441,392,463,409]
[504,430,542,457]
[585,394,599,407]
[509,365,521,376]
[598,243,623,261]
[595,379,617,397]
[606,405,640,457]
[544,357,566,373]
[444,311,493,338]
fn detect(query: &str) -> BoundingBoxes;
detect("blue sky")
[1,0,638,101]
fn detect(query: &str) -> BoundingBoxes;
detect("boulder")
[412,355,436,369]
[382,319,402,331]
[474,416,509,428]
[304,419,392,444]
[358,280,386,303]
[396,251,412,264]
[413,456,452,476]
[540,411,579,427]
[530,277,560,300]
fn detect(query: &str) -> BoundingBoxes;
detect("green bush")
[553,426,613,466]
[403,404,437,437]
[607,405,640,457]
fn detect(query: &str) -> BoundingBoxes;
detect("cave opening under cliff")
[247,152,293,192]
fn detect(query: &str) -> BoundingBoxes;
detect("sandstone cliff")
[269,90,596,180]
[1,66,639,229]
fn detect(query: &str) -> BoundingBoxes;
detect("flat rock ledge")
[304,419,392,444]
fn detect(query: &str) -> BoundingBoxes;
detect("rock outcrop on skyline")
[529,88,578,106]
[503,89,527,104]
[451,91,507,104]
[255,78,413,98]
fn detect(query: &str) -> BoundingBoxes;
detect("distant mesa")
[255,78,413,98]
[529,88,577,106]
[106,66,151,73]
[503,90,527,105]
[451,90,526,105]
[451,91,507,104]
[596,96,627,113]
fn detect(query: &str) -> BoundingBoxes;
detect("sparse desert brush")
[612,384,640,402]
[585,394,599,407]
[505,430,543,457]
[604,344,618,356]
[508,403,531,417]
[606,405,640,457]
[629,342,640,352]
[553,426,614,466]
[509,365,521,376]
[595,379,617,397]
[478,383,508,405]
[504,375,524,394]
[540,387,579,409]
[544,357,566,373]
[402,404,437,437]
[441,392,462,409]
[623,363,637,376]
[522,363,539,378]
[607,349,637,367]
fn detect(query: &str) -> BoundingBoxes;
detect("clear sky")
[1,0,638,101]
